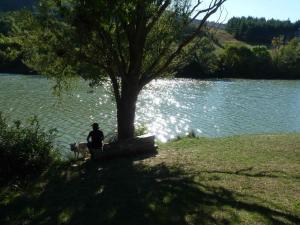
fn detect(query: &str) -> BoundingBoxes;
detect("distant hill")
[0,0,36,12]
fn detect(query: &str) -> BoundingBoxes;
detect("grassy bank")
[1,134,300,225]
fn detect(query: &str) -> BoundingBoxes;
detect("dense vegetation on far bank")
[177,36,300,80]
[1,134,299,225]
[179,16,300,80]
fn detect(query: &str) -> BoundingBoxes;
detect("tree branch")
[146,0,171,34]
[96,27,126,79]
[127,2,148,78]
[139,0,226,88]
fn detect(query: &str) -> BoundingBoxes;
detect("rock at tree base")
[93,135,157,160]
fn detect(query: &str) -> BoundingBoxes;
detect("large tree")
[11,0,226,140]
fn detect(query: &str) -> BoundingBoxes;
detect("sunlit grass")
[1,134,300,225]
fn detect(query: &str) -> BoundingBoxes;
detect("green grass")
[212,29,249,47]
[210,29,256,56]
[1,134,300,225]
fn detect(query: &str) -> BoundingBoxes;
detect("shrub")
[0,113,59,184]
[219,44,273,78]
[135,124,148,137]
[274,38,300,79]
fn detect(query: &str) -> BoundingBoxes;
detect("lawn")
[1,134,300,225]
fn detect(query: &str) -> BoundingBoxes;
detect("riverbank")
[1,134,300,225]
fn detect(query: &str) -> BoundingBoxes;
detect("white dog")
[70,142,89,159]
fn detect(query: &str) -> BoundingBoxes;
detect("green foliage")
[2,3,300,81]
[177,37,218,78]
[226,16,300,44]
[3,0,226,139]
[0,113,59,184]
[219,45,256,77]
[135,124,148,137]
[217,39,300,79]
[0,2,220,80]
[175,35,300,79]
[274,38,300,78]
[219,44,273,78]
[0,12,32,73]
[2,0,225,86]
[252,46,273,75]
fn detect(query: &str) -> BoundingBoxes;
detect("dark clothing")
[87,130,104,149]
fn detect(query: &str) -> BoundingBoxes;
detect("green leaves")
[219,44,273,78]
[0,112,59,183]
[276,38,300,77]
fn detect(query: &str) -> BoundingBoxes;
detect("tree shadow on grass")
[199,167,300,180]
[1,156,300,225]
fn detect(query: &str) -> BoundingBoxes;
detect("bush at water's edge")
[0,112,60,185]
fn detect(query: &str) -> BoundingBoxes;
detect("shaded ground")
[1,134,300,225]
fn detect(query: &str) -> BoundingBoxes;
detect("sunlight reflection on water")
[1,74,300,152]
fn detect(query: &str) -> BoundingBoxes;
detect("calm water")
[1,74,300,152]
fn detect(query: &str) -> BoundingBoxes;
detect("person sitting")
[87,123,104,157]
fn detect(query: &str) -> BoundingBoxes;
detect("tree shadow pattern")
[1,156,300,225]
[199,167,300,180]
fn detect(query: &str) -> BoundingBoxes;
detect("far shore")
[2,72,300,81]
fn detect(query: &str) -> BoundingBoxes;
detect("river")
[1,74,300,152]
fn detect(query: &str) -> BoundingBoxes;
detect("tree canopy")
[6,0,226,140]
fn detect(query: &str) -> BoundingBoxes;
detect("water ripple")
[1,75,300,153]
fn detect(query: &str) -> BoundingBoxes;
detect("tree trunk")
[116,78,139,141]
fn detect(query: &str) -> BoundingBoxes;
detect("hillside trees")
[226,17,300,44]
